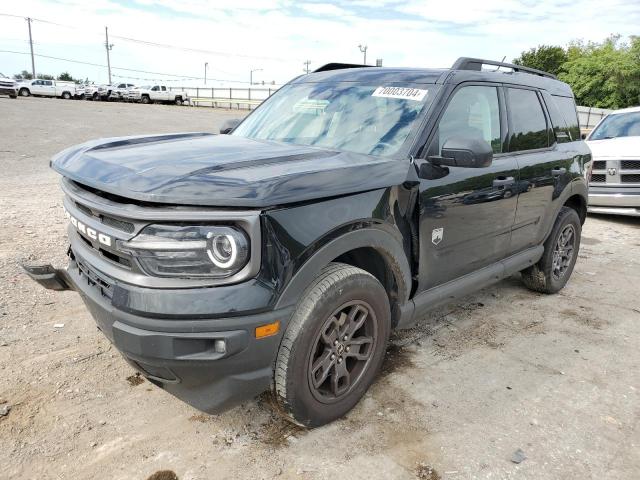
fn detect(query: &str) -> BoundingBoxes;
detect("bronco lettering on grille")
[63,206,112,247]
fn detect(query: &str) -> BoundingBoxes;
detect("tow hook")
[21,264,74,291]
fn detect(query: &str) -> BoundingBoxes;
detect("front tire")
[19,88,30,97]
[521,206,581,294]
[274,263,390,428]
[141,95,150,104]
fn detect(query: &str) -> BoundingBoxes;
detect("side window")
[553,96,581,141]
[45,80,52,86]
[161,86,167,91]
[544,96,571,144]
[151,86,159,91]
[507,88,549,152]
[434,85,502,155]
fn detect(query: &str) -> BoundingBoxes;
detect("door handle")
[552,167,567,176]
[493,176,515,188]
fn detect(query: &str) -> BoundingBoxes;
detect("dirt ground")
[1,97,639,480]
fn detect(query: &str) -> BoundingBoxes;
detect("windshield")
[590,112,640,140]
[233,82,435,156]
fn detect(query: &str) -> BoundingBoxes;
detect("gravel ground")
[1,96,639,480]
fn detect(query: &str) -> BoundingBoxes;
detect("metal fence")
[577,106,611,130]
[168,86,277,110]
[168,88,614,127]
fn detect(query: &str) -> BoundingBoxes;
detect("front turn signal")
[255,321,280,339]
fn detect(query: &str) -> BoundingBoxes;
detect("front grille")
[75,199,135,234]
[592,160,606,170]
[621,160,640,170]
[75,201,93,217]
[590,174,606,183]
[621,174,640,183]
[100,214,135,233]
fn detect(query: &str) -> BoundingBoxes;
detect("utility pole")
[104,27,113,84]
[303,60,311,74]
[26,17,35,78]
[204,62,208,85]
[358,44,368,65]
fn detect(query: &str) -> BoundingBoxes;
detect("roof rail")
[451,57,557,79]
[313,63,373,73]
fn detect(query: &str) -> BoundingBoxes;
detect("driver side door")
[416,84,520,291]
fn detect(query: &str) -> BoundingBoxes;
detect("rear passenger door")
[504,87,573,252]
[417,84,520,291]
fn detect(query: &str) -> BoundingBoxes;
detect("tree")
[559,35,640,109]
[36,73,55,80]
[14,70,33,80]
[57,72,75,82]
[513,45,568,76]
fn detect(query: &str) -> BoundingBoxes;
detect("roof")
[291,57,574,97]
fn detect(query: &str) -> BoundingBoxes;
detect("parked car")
[74,84,86,99]
[128,84,188,105]
[17,79,76,99]
[0,72,17,98]
[109,83,135,101]
[24,57,589,428]
[586,106,640,217]
[83,84,110,100]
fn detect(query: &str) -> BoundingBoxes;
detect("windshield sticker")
[372,86,428,101]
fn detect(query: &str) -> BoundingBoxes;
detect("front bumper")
[23,252,293,414]
[0,87,17,96]
[588,187,640,217]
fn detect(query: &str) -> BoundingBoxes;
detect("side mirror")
[581,132,587,140]
[219,118,242,134]
[428,137,493,168]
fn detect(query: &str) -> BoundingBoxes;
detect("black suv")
[25,58,590,427]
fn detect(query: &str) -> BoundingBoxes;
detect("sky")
[0,0,638,88]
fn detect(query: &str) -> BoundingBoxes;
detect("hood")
[586,136,640,159]
[51,133,411,207]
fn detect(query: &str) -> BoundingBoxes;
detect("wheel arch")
[274,227,412,328]
[563,193,587,225]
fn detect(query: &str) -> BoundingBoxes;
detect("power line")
[0,50,254,83]
[0,12,292,62]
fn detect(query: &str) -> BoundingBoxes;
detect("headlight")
[119,225,249,278]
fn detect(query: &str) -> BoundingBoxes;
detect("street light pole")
[358,44,368,65]
[204,62,208,85]
[250,68,262,85]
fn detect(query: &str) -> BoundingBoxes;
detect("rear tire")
[274,263,390,428]
[521,206,581,294]
[9,94,17,99]
[175,96,183,106]
[62,91,71,99]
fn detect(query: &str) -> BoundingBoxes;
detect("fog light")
[214,339,226,354]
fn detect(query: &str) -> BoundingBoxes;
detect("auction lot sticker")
[372,86,428,101]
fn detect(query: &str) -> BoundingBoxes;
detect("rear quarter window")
[552,95,580,141]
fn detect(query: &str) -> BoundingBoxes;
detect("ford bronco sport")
[24,58,590,427]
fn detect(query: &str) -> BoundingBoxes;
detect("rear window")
[553,96,580,141]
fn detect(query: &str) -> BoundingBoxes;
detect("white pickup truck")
[0,73,18,98]
[17,79,76,99]
[128,84,188,105]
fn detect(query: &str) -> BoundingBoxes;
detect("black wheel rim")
[552,224,576,280]
[307,300,377,404]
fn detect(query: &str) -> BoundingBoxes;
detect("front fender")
[274,227,412,310]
